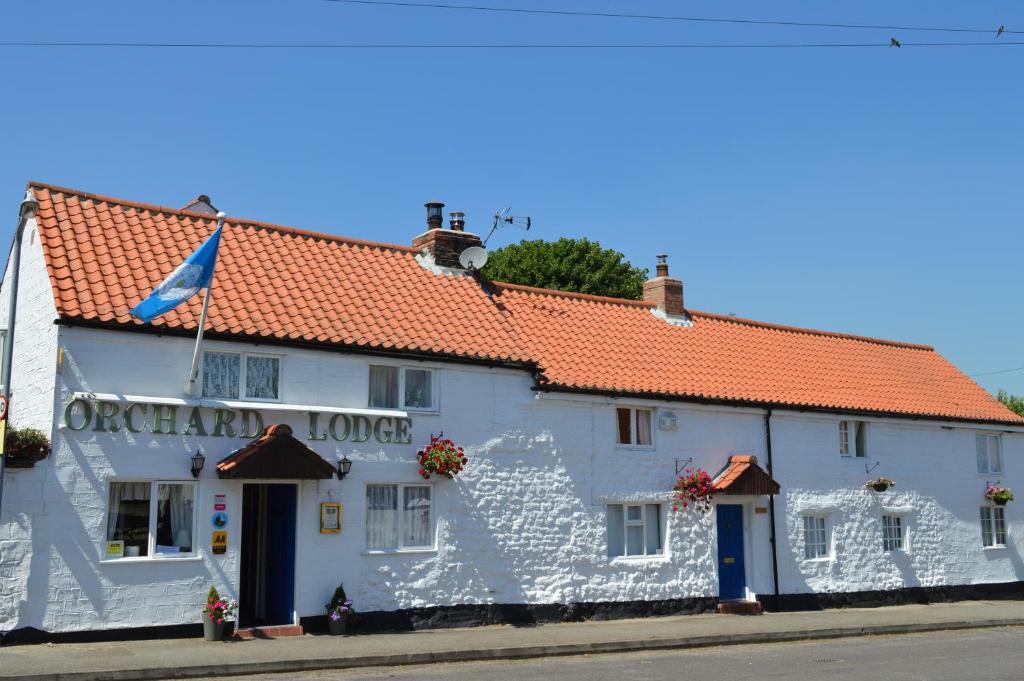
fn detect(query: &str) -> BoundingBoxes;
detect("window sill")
[609,555,669,565]
[615,445,656,452]
[983,545,1009,551]
[361,548,438,556]
[100,556,204,565]
[802,556,833,564]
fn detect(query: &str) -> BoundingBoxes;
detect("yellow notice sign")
[212,531,227,555]
[0,419,6,455]
[106,540,124,559]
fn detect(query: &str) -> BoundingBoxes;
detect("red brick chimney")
[643,254,684,316]
[412,200,483,269]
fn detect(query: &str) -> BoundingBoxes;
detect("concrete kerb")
[9,617,1024,681]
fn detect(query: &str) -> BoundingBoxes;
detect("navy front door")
[716,504,746,601]
[239,484,297,627]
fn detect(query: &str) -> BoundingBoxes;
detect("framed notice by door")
[320,502,342,534]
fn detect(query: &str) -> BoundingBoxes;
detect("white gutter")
[69,391,408,418]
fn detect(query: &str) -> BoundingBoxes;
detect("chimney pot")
[449,212,466,231]
[425,200,445,230]
[656,254,669,278]
[643,255,684,316]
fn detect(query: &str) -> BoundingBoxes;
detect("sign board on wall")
[211,531,227,555]
[106,540,125,559]
[320,502,342,534]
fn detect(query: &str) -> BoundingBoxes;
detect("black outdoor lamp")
[336,455,353,480]
[190,450,206,478]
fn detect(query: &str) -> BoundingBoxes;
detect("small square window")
[245,355,280,400]
[615,408,653,446]
[368,366,435,410]
[607,503,662,557]
[202,351,280,401]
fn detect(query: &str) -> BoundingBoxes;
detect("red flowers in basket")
[672,468,715,514]
[416,435,468,480]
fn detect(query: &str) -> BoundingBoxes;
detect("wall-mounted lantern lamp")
[190,450,206,478]
[337,455,353,480]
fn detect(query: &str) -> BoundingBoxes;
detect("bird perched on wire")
[997,25,1005,38]
[890,37,901,48]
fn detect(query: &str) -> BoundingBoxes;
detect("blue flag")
[130,226,222,323]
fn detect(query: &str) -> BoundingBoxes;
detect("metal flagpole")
[184,211,225,395]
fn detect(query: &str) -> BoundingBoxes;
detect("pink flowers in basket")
[672,468,715,514]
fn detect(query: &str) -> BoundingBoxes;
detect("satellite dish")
[459,246,489,270]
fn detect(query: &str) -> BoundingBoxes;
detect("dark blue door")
[264,484,297,625]
[716,504,746,601]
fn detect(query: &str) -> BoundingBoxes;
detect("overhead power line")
[324,0,1020,35]
[2,41,1024,49]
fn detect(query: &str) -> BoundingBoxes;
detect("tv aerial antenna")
[483,207,532,246]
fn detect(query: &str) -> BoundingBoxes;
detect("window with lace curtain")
[202,351,281,401]
[365,484,433,550]
[104,481,196,560]
[368,365,435,411]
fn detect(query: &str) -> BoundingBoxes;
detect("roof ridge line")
[27,180,418,254]
[689,309,934,350]
[493,281,655,308]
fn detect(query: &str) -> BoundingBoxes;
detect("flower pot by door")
[328,614,349,636]
[203,618,225,641]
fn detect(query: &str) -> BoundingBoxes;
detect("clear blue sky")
[2,1,1022,395]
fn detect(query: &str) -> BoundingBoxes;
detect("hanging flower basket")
[4,427,51,469]
[416,435,467,480]
[865,477,895,492]
[671,468,715,514]
[986,486,1014,506]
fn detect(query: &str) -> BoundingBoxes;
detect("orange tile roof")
[27,182,1023,425]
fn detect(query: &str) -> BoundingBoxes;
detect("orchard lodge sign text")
[63,398,413,445]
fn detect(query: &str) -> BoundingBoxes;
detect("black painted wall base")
[4,581,1022,644]
[758,581,1024,612]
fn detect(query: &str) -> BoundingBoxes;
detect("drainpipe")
[0,188,40,540]
[764,408,781,611]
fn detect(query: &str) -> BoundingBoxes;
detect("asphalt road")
[182,627,1024,681]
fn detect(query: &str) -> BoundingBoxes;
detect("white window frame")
[364,483,436,552]
[367,365,438,412]
[103,479,199,562]
[201,350,283,402]
[981,506,1008,548]
[976,433,1003,475]
[607,502,663,558]
[839,420,851,456]
[802,515,830,560]
[615,407,654,448]
[881,514,906,552]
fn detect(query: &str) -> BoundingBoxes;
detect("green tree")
[481,238,649,300]
[997,390,1024,417]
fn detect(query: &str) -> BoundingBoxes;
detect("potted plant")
[326,583,354,635]
[672,468,715,513]
[4,427,51,468]
[202,586,236,641]
[986,485,1014,506]
[865,477,895,492]
[416,435,467,480]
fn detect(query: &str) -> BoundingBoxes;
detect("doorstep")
[234,624,304,639]
[717,600,763,615]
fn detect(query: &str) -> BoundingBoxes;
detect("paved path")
[180,627,1024,681]
[1,600,1023,681]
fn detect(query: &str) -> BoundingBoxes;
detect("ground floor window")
[105,481,196,559]
[366,484,433,550]
[607,503,662,557]
[881,514,904,551]
[981,506,1007,547]
[802,515,829,559]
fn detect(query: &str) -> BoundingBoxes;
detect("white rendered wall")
[0,216,60,633]
[1,319,1023,634]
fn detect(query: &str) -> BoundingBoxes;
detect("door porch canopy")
[216,424,336,480]
[712,455,780,496]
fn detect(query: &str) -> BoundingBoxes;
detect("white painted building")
[1,183,1021,640]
